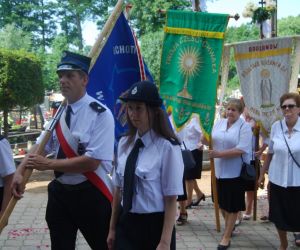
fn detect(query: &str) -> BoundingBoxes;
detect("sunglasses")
[281,104,297,110]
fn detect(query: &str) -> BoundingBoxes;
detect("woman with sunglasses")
[258,92,300,250]
[107,81,184,250]
[202,98,252,249]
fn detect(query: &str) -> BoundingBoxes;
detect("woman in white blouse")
[107,81,184,250]
[202,98,252,250]
[258,92,300,250]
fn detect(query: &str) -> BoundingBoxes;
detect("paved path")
[0,170,299,250]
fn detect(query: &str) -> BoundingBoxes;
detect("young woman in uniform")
[107,81,184,250]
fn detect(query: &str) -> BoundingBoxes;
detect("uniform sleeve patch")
[89,102,106,113]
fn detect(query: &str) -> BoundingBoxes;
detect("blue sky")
[82,0,300,46]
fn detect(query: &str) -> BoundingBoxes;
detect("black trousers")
[115,211,176,250]
[46,180,111,250]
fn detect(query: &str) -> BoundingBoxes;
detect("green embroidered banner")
[159,10,229,139]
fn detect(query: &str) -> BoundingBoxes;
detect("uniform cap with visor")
[57,51,91,74]
[119,81,163,107]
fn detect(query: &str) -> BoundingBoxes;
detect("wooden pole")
[0,0,126,233]
[0,100,67,233]
[0,0,125,233]
[209,136,221,232]
[252,123,260,221]
[194,0,200,11]
[89,0,124,65]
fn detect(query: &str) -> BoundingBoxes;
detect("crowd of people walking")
[0,51,299,250]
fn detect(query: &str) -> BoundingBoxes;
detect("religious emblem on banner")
[159,10,229,139]
[233,37,292,135]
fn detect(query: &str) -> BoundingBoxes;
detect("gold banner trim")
[235,48,292,61]
[164,27,225,39]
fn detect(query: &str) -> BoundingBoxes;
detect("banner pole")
[89,0,124,65]
[253,123,260,221]
[0,100,67,233]
[0,0,125,233]
[209,136,221,232]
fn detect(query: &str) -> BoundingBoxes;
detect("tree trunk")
[74,0,83,51]
[3,109,9,137]
[41,0,46,51]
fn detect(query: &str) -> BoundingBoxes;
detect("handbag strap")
[280,120,300,168]
[182,141,187,150]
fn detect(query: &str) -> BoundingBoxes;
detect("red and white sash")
[55,110,113,202]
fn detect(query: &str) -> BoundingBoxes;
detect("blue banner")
[87,13,153,141]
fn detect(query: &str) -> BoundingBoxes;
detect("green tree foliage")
[90,0,118,30]
[0,23,33,51]
[57,0,115,51]
[225,23,260,43]
[0,49,44,135]
[140,30,164,84]
[0,0,57,51]
[129,0,190,37]
[31,0,58,50]
[37,35,69,91]
[278,15,300,36]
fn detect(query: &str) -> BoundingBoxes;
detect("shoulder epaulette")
[89,102,106,113]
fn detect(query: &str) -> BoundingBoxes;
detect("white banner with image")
[233,37,292,135]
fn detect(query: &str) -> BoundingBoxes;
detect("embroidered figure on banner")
[260,68,274,108]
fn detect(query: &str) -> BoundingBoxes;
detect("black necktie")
[123,139,144,214]
[55,105,72,178]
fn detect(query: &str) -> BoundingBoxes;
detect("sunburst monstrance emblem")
[177,47,201,99]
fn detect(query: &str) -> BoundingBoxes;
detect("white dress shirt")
[268,117,300,187]
[0,138,16,187]
[113,130,184,213]
[212,118,252,179]
[176,115,202,151]
[38,93,115,184]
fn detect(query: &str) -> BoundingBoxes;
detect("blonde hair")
[226,98,244,113]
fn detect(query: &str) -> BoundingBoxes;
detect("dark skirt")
[115,211,176,250]
[244,180,255,191]
[216,177,245,213]
[185,149,203,180]
[269,182,300,231]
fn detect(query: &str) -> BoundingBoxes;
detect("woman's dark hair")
[280,92,300,107]
[125,105,179,145]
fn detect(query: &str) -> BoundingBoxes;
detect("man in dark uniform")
[12,51,115,249]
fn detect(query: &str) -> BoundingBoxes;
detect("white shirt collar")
[134,129,158,148]
[67,92,88,115]
[282,117,300,133]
